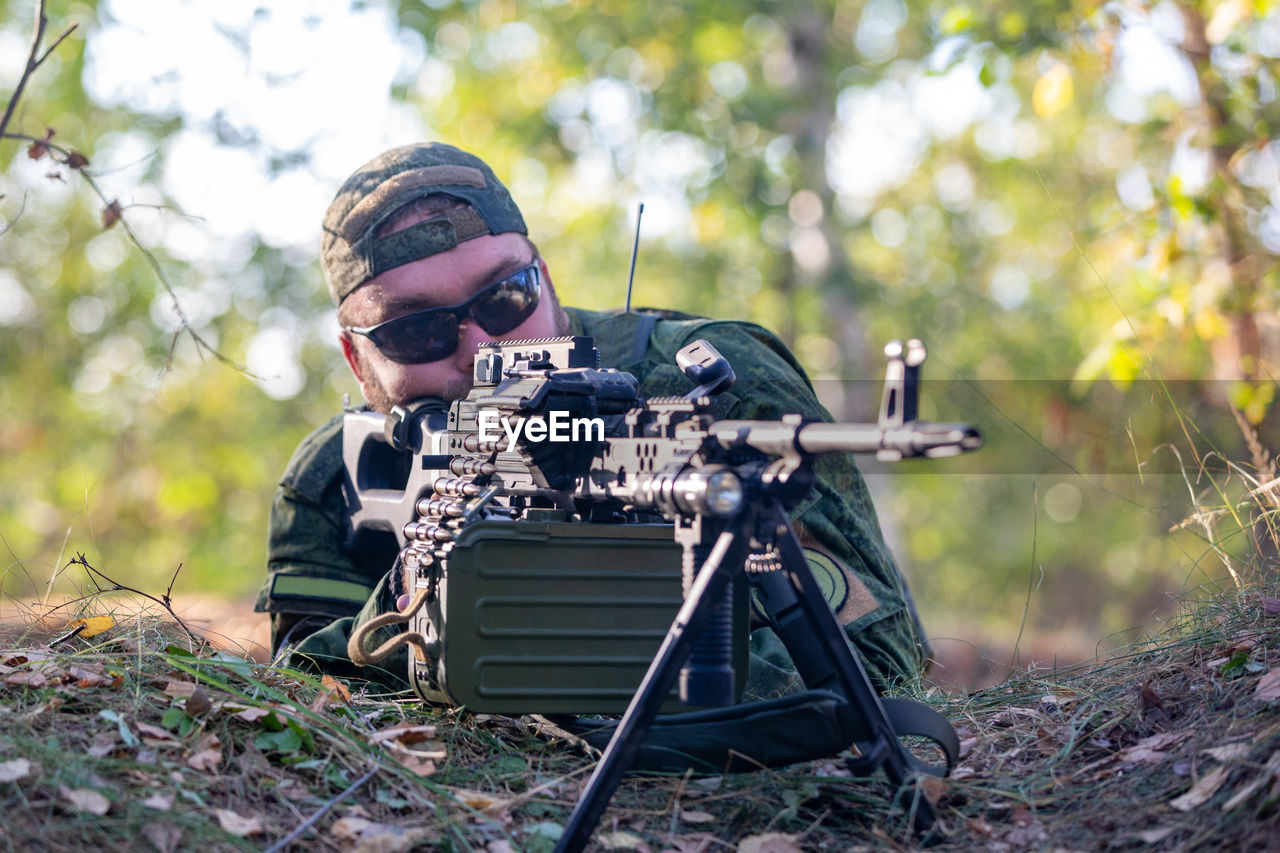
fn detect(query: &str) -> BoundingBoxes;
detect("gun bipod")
[554,499,956,853]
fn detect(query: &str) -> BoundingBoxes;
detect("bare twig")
[263,766,378,853]
[0,190,27,237]
[0,2,48,141]
[0,1,77,142]
[34,20,78,67]
[1,130,255,374]
[164,561,183,608]
[66,552,203,646]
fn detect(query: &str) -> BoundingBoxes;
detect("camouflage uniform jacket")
[256,307,923,695]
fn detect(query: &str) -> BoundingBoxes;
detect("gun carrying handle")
[347,588,435,666]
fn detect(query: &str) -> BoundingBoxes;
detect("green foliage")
[1,0,1277,659]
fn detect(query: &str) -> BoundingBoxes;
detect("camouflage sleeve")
[255,415,381,652]
[284,568,411,692]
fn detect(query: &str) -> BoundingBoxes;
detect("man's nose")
[451,319,494,371]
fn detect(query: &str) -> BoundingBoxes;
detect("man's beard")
[361,373,474,413]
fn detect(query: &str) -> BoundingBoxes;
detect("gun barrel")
[709,419,982,460]
[800,420,982,459]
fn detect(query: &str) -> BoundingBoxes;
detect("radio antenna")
[624,202,644,313]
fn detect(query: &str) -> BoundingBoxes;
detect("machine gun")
[345,334,980,848]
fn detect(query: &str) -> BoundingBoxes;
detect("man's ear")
[339,333,366,384]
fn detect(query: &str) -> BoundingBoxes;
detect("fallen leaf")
[0,758,31,782]
[3,649,53,667]
[1138,827,1176,844]
[5,671,49,688]
[136,722,174,741]
[142,792,174,810]
[66,616,115,638]
[919,775,948,804]
[309,674,352,712]
[1169,765,1231,811]
[143,822,182,853]
[214,809,263,837]
[68,664,109,688]
[164,681,196,698]
[370,723,437,745]
[1261,595,1280,616]
[395,752,436,777]
[454,788,504,812]
[274,781,314,800]
[1005,806,1048,847]
[1119,730,1191,763]
[187,733,222,771]
[598,830,648,850]
[229,706,272,723]
[60,785,111,815]
[667,834,719,853]
[87,731,119,758]
[965,817,995,838]
[1229,630,1263,653]
[737,833,802,853]
[330,816,426,852]
[1256,668,1280,702]
[1202,743,1250,762]
[679,808,716,824]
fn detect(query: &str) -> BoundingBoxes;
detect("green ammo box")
[409,519,749,715]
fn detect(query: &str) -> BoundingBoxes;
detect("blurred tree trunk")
[783,3,870,397]
[1180,3,1264,382]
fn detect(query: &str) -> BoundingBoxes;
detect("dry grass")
[0,576,1276,852]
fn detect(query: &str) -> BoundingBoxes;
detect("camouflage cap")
[321,143,528,305]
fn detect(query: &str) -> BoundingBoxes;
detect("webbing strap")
[559,690,958,778]
[874,698,959,778]
[629,312,660,364]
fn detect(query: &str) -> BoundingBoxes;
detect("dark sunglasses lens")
[376,311,459,363]
[473,269,540,336]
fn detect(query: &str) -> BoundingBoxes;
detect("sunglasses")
[343,263,542,364]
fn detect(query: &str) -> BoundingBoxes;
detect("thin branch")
[0,190,28,237]
[164,561,183,608]
[0,132,257,375]
[0,1,48,142]
[35,22,78,67]
[66,552,203,647]
[0,2,77,143]
[263,766,378,853]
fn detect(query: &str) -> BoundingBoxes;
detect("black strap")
[629,312,660,364]
[560,690,957,777]
[876,697,959,778]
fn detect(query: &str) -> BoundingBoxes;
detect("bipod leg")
[554,517,753,853]
[747,504,940,836]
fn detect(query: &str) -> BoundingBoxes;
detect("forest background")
[1,0,1277,687]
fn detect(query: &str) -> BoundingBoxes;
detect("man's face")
[339,231,567,412]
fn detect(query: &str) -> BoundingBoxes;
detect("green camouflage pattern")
[260,307,924,695]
